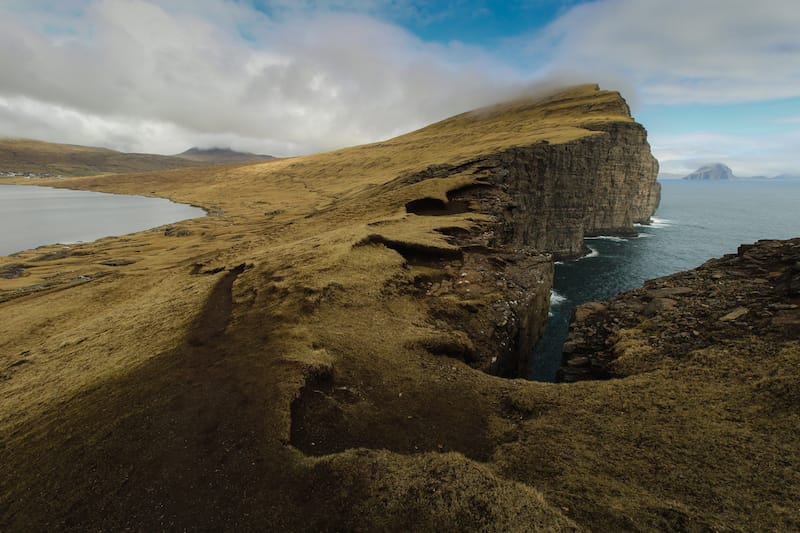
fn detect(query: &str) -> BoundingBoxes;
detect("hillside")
[0,138,204,177]
[1,85,796,531]
[176,147,275,164]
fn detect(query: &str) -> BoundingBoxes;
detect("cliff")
[8,85,792,532]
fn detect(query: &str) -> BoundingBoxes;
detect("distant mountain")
[682,163,735,180]
[773,173,800,180]
[176,147,275,164]
[0,138,203,177]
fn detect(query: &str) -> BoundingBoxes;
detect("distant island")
[682,162,734,180]
[661,162,799,181]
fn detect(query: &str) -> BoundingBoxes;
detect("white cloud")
[1,0,798,174]
[0,0,525,155]
[528,0,800,104]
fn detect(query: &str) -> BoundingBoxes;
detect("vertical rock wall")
[486,122,660,258]
[443,118,659,375]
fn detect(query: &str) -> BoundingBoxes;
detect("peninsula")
[2,85,797,531]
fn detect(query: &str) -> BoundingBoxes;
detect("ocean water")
[0,185,206,256]
[529,179,800,382]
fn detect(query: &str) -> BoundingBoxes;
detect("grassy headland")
[0,85,796,531]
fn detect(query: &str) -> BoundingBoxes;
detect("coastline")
[4,87,796,531]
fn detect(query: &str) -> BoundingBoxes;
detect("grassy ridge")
[0,138,204,176]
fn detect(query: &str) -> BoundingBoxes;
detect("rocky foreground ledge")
[561,238,800,382]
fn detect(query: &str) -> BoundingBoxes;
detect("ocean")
[529,179,800,382]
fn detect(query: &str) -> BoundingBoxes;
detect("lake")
[529,179,800,382]
[0,184,206,256]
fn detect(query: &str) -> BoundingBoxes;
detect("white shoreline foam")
[636,216,673,229]
[550,290,567,305]
[585,235,628,243]
[575,245,599,260]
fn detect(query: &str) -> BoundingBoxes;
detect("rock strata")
[561,238,800,381]
[471,115,659,259]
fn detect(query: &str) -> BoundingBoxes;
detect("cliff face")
[407,96,660,374]
[473,121,659,258]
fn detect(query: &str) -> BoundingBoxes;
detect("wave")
[585,235,628,243]
[636,232,654,238]
[635,216,672,229]
[575,245,599,260]
[549,289,567,316]
[550,290,567,306]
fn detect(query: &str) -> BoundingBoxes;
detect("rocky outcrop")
[560,238,800,381]
[682,162,734,180]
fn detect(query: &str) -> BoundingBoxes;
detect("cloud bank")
[0,0,526,155]
[530,0,800,104]
[0,0,798,175]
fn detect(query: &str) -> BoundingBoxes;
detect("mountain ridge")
[0,138,204,177]
[175,147,275,164]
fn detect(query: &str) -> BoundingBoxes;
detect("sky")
[0,0,798,177]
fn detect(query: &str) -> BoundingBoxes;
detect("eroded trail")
[1,264,305,530]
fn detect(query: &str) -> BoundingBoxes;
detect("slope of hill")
[1,85,796,531]
[0,138,203,177]
[176,147,275,164]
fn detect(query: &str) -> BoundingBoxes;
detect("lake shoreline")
[0,183,206,257]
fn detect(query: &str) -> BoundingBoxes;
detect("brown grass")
[0,138,204,176]
[1,84,797,531]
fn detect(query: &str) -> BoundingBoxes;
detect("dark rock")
[559,238,800,382]
[0,263,26,279]
[99,259,136,267]
[645,298,677,316]
[646,287,693,299]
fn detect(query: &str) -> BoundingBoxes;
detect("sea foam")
[585,235,628,243]
[636,216,672,229]
[550,290,567,305]
[575,246,599,260]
